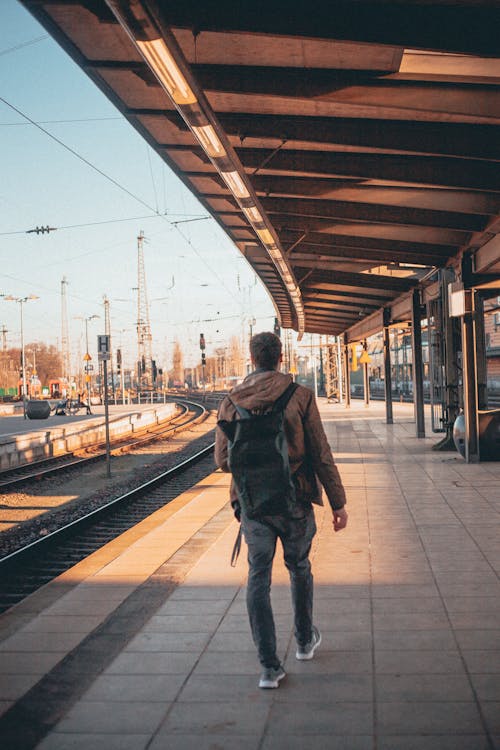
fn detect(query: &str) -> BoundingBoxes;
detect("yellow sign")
[359,349,371,364]
[83,352,92,361]
[289,367,297,374]
[351,344,358,371]
[85,375,91,382]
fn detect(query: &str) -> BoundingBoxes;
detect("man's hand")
[333,507,348,532]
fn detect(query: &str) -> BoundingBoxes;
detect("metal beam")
[261,196,487,232]
[152,1,500,56]
[217,114,500,161]
[296,267,416,293]
[236,148,500,192]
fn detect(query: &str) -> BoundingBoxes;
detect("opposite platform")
[0,401,499,749]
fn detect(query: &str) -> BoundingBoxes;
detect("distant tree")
[0,343,62,391]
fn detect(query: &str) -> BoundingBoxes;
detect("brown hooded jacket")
[215,369,346,512]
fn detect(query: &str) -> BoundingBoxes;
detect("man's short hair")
[250,332,282,370]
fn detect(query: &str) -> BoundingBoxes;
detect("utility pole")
[136,231,153,391]
[1,325,8,351]
[61,277,71,382]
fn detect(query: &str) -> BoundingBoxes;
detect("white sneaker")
[259,664,286,688]
[296,626,322,660]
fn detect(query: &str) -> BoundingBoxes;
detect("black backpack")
[218,382,298,519]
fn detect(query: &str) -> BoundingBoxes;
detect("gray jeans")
[241,506,317,668]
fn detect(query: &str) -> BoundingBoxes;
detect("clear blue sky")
[0,1,275,371]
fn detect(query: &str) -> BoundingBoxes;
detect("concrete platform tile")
[82,673,186,703]
[448,612,500,630]
[193,650,263,676]
[376,673,474,702]
[373,611,450,631]
[435,580,500,598]
[371,585,439,598]
[178,673,276,703]
[313,585,371,599]
[377,736,491,750]
[261,735,372,750]
[206,631,258,653]
[314,598,370,614]
[481,701,500,734]
[55,700,168,735]
[168,585,238,601]
[273,672,372,703]
[0,672,40,700]
[469,674,500,702]
[142,614,222,633]
[454,630,500,650]
[442,596,500,613]
[0,630,84,654]
[125,631,210,653]
[313,629,372,652]
[462,650,500,674]
[157,700,270,736]
[0,650,66,674]
[375,650,464,675]
[284,650,373,675]
[374,629,457,651]
[149,735,260,750]
[316,612,371,632]
[21,614,104,634]
[33,733,150,750]
[266,700,373,735]
[377,701,483,735]
[154,599,230,616]
[106,650,199,675]
[372,598,445,615]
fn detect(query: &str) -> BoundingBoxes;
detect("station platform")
[0,402,176,471]
[0,401,499,749]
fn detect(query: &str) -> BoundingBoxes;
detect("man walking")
[215,332,347,689]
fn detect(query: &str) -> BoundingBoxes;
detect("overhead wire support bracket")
[26,225,57,235]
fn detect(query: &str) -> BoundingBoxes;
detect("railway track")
[0,399,206,490]
[0,442,216,614]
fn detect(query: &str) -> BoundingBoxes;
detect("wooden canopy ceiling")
[21,0,500,338]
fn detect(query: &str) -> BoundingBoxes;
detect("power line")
[0,35,48,57]
[0,96,160,215]
[0,96,244,306]
[0,116,122,126]
[0,213,209,237]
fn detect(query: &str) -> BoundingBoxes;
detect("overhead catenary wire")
[0,96,244,306]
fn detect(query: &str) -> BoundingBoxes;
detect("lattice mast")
[61,276,71,380]
[136,230,153,387]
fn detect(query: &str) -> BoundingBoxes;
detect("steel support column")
[362,339,370,406]
[474,295,488,410]
[462,290,480,462]
[383,308,393,424]
[411,289,425,437]
[343,334,351,407]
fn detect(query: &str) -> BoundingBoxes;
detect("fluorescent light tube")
[221,170,250,199]
[137,38,197,105]
[192,124,226,158]
[242,205,263,223]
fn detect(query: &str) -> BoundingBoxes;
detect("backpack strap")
[272,382,298,413]
[230,525,243,567]
[227,397,251,421]
[228,382,297,420]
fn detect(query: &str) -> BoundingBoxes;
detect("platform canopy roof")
[21,0,500,340]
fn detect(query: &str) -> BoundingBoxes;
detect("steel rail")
[0,440,216,613]
[0,399,207,490]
